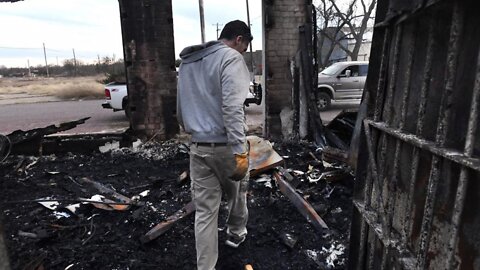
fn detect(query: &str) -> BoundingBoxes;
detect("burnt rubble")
[0,136,354,269]
[0,112,358,269]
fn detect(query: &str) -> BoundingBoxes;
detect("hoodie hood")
[179,41,228,64]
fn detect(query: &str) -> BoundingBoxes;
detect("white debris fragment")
[292,170,305,175]
[89,194,106,202]
[307,169,322,183]
[255,175,271,183]
[305,249,320,261]
[99,141,120,153]
[139,190,150,197]
[65,263,75,270]
[65,203,82,214]
[53,211,71,219]
[38,198,60,210]
[132,139,143,150]
[331,207,343,214]
[321,242,346,268]
[323,160,333,168]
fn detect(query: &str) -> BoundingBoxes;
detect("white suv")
[316,61,368,111]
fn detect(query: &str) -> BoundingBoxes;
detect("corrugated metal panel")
[349,0,480,269]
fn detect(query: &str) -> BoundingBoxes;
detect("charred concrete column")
[118,0,178,140]
[263,0,308,139]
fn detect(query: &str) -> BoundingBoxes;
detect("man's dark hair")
[219,20,253,42]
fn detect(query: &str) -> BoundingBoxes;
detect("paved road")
[0,98,359,135]
[0,99,129,135]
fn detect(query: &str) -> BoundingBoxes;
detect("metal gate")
[348,0,480,269]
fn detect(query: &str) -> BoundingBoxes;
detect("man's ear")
[235,35,243,45]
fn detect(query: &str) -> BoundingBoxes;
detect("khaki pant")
[190,144,249,270]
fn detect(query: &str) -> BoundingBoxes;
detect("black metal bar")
[366,120,480,171]
[378,24,404,269]
[417,3,464,267]
[382,25,403,125]
[404,16,437,243]
[373,30,392,122]
[446,46,480,268]
[353,200,417,270]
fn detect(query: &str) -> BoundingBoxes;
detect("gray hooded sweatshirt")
[177,41,250,154]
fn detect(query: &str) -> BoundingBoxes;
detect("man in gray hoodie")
[176,20,252,270]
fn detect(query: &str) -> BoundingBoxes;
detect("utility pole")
[27,59,31,77]
[198,0,206,43]
[212,23,223,39]
[43,43,49,77]
[246,0,255,82]
[72,48,77,77]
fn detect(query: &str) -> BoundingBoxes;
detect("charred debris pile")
[0,113,357,270]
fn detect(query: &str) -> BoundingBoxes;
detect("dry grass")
[0,76,105,100]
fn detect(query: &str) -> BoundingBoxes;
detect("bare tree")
[316,0,376,68]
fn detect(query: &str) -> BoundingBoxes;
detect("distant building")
[318,26,373,67]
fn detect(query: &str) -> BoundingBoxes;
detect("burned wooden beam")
[3,117,91,156]
[6,117,90,145]
[273,170,329,231]
[141,201,195,243]
[322,146,349,164]
[78,177,133,210]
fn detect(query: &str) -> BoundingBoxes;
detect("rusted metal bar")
[446,47,480,269]
[404,17,437,243]
[366,120,480,171]
[79,177,133,210]
[141,201,195,243]
[417,3,464,268]
[273,170,328,231]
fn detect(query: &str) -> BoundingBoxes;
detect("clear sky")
[0,0,262,68]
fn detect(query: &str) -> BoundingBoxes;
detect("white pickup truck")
[102,81,262,118]
[101,82,130,117]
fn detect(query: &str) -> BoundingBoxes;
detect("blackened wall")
[118,0,178,140]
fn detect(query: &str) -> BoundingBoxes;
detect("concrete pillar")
[118,0,179,140]
[263,0,308,140]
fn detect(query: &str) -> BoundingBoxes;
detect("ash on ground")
[1,140,353,270]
